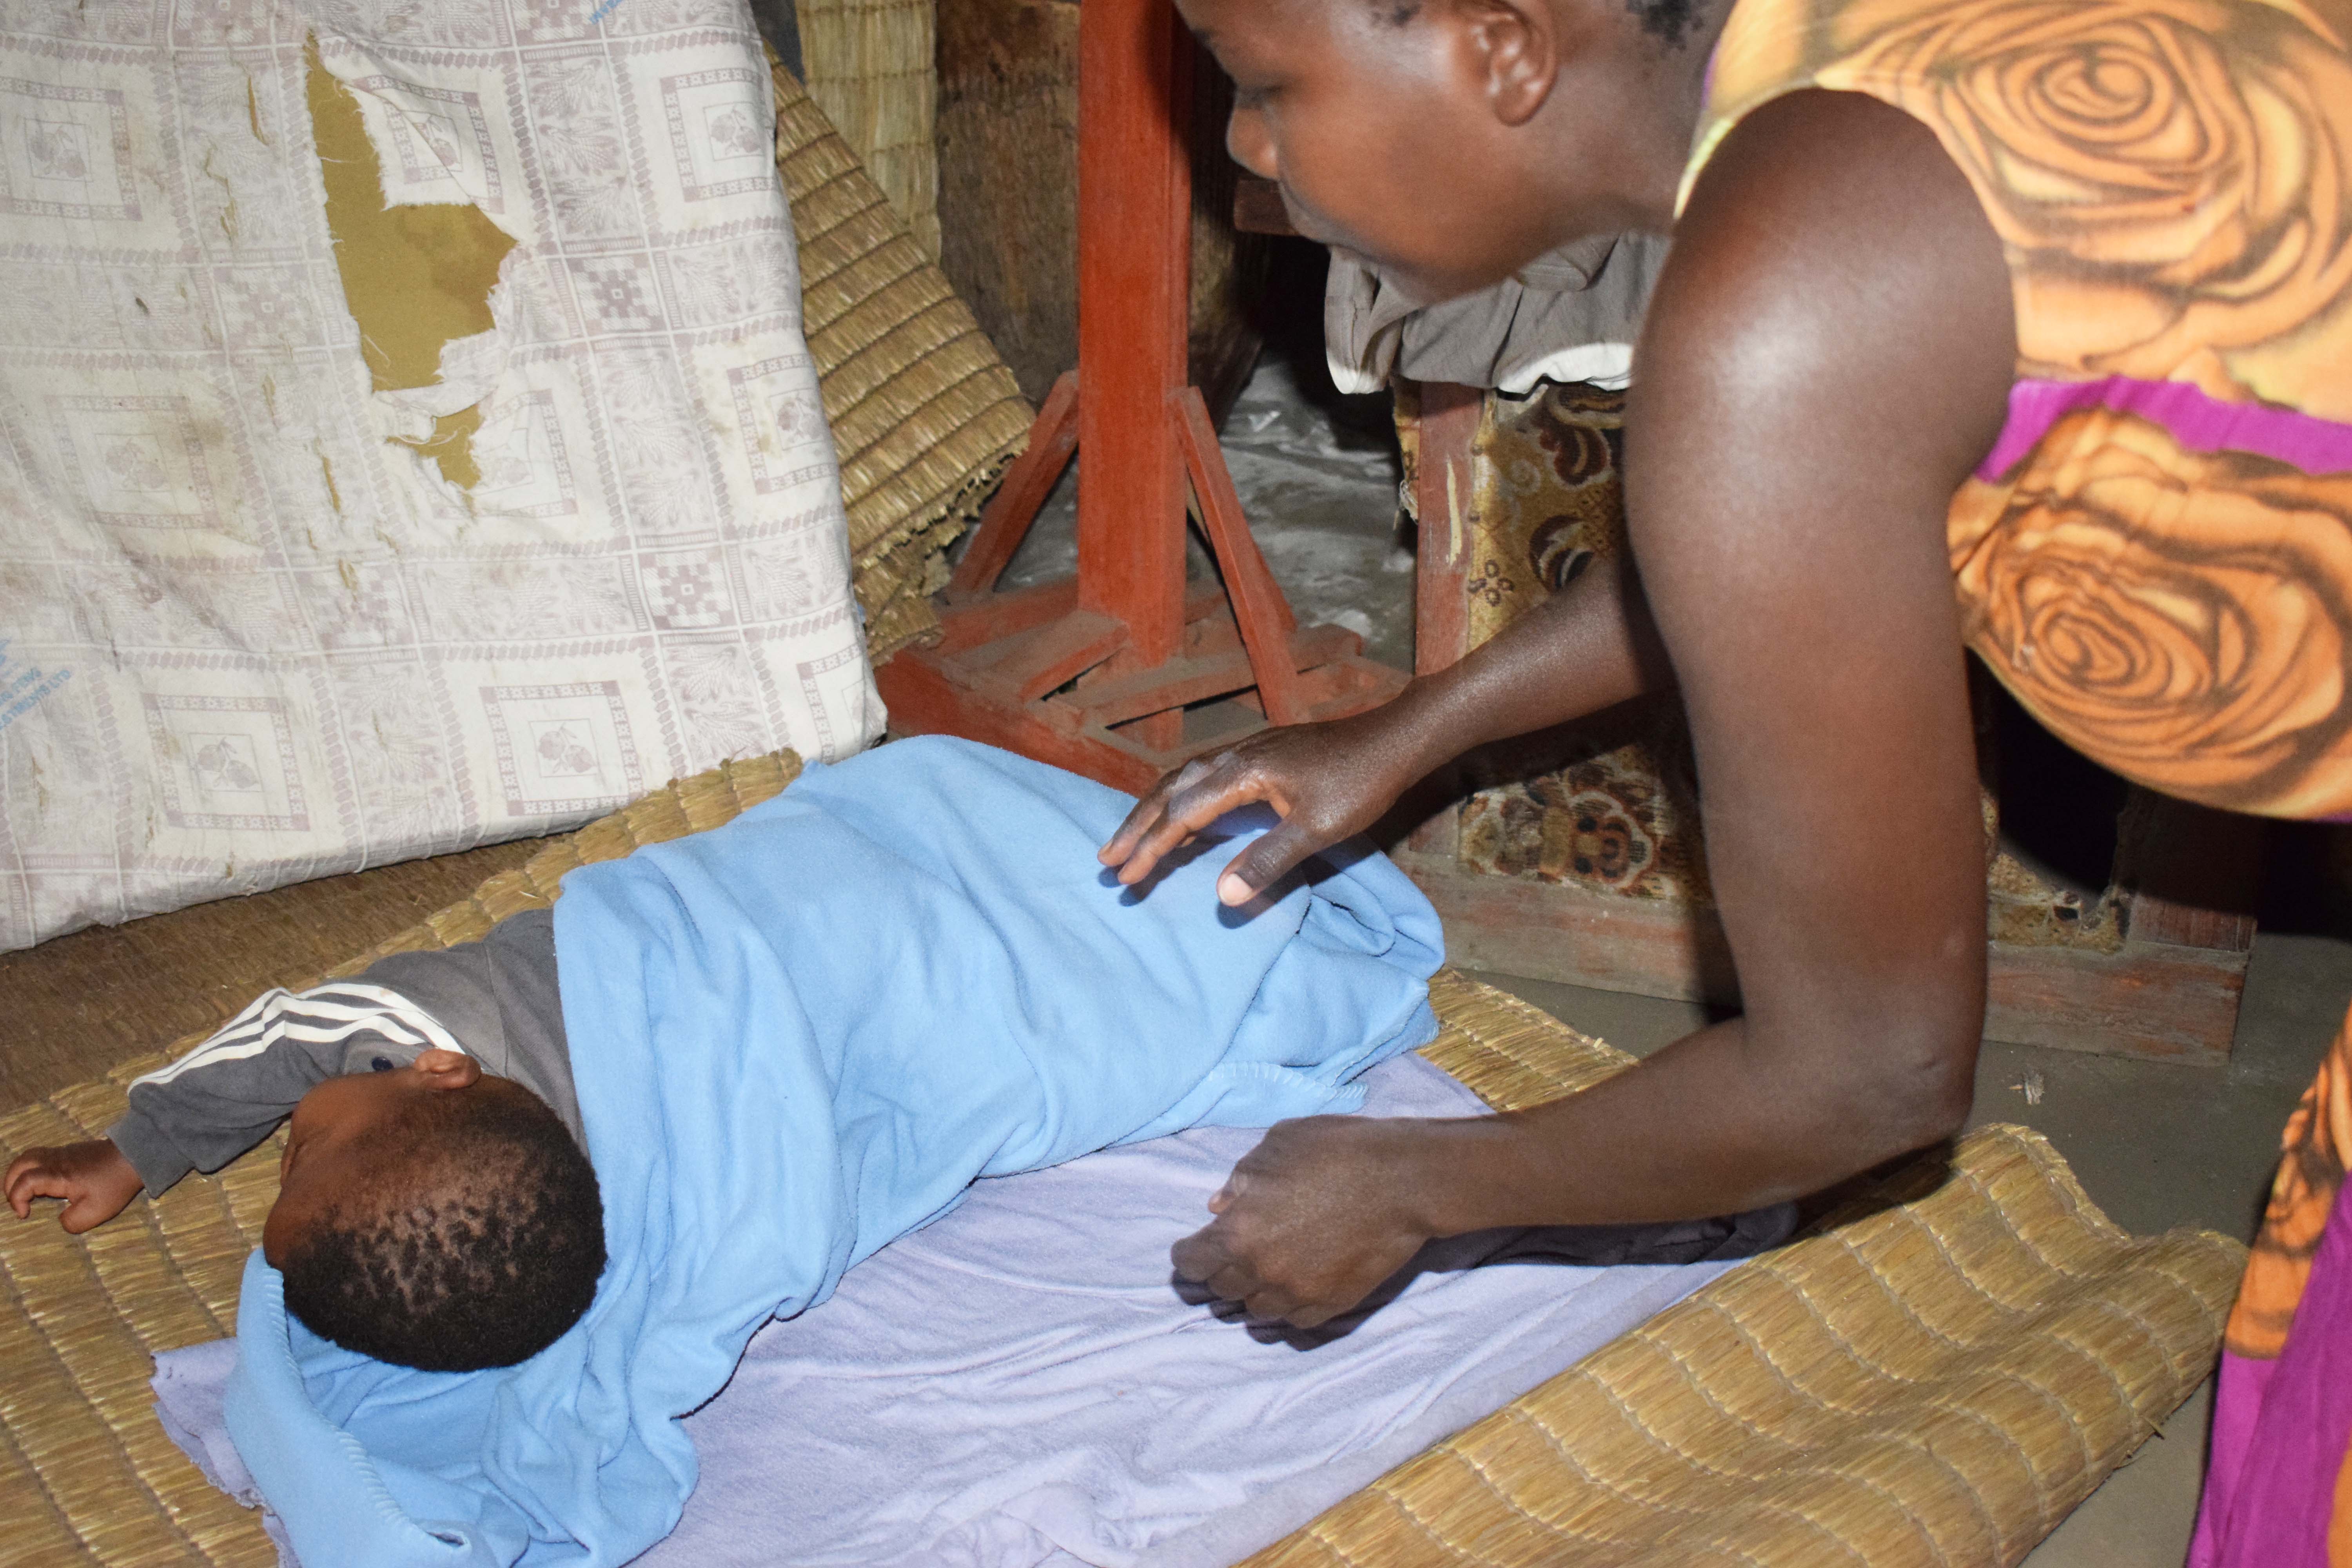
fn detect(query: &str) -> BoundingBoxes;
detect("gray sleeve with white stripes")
[105,986,454,1196]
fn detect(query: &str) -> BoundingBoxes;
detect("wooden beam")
[2114,787,2263,952]
[1074,0,1191,665]
[1411,380,1481,679]
[1076,622,1359,727]
[1395,850,2249,1064]
[1174,387,1307,724]
[933,579,1080,655]
[947,370,1080,600]
[965,609,1129,704]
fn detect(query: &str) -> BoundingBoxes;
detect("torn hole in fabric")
[305,36,515,494]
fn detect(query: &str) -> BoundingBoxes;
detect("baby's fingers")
[6,1163,72,1220]
[57,1190,120,1235]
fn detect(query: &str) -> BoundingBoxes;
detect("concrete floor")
[1082,349,2352,1566]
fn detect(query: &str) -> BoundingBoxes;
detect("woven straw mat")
[0,750,2243,1568]
[795,0,941,259]
[774,61,1032,660]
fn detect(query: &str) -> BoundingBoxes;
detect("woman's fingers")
[1170,1226,1232,1285]
[1104,755,1280,887]
[1215,816,1326,906]
[1241,1287,1301,1323]
[1098,768,1190,867]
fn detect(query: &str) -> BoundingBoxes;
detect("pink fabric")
[2191,1187,2352,1566]
[1978,377,2352,483]
[2193,1351,2282,1566]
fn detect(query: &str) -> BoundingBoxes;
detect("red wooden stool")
[873,0,1403,792]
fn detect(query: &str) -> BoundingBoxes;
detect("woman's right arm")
[1099,539,1673,900]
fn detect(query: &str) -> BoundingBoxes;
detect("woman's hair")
[1371,0,1707,49]
[278,1087,606,1372]
[1625,0,1703,45]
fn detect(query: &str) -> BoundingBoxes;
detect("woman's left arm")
[1174,88,2022,1325]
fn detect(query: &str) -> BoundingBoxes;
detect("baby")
[5,907,605,1373]
[2,737,1449,1564]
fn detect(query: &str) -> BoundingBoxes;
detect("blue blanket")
[221,737,1443,1567]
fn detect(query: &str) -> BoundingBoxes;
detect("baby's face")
[261,1054,517,1266]
[263,1069,417,1266]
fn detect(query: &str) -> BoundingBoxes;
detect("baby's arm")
[5,1142,144,1234]
[6,982,442,1233]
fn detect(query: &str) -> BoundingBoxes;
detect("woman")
[1094,0,2352,1555]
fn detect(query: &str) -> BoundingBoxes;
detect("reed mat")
[0,751,2242,1566]
[794,0,941,258]
[773,58,1032,659]
[0,840,540,1114]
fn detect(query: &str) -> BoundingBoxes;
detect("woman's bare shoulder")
[1638,86,2016,496]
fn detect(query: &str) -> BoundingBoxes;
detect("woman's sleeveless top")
[1684,0,2352,818]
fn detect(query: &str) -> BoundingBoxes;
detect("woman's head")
[265,1052,606,1372]
[1180,0,1728,300]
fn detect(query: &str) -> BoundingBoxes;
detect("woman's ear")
[412,1048,483,1091]
[1450,0,1559,127]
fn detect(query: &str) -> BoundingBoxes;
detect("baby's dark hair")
[278,1086,604,1372]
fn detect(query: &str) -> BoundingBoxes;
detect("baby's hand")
[5,1140,144,1234]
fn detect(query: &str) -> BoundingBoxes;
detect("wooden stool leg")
[948,371,1081,601]
[1175,388,1306,726]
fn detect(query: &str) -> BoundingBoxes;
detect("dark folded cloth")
[1461,1203,1800,1270]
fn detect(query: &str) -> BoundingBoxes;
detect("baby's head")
[261,1050,605,1372]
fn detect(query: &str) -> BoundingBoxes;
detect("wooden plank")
[947,371,1080,600]
[1411,379,1481,679]
[1396,851,2247,1063]
[1174,387,1307,723]
[933,578,1080,654]
[877,650,1163,791]
[2115,786,2264,952]
[1299,658,1408,718]
[965,609,1128,704]
[1984,940,2246,1065]
[1073,622,1359,727]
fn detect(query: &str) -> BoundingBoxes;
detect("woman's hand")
[1099,547,1675,907]
[1099,703,1433,906]
[1171,1115,1443,1327]
[5,1140,144,1234]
